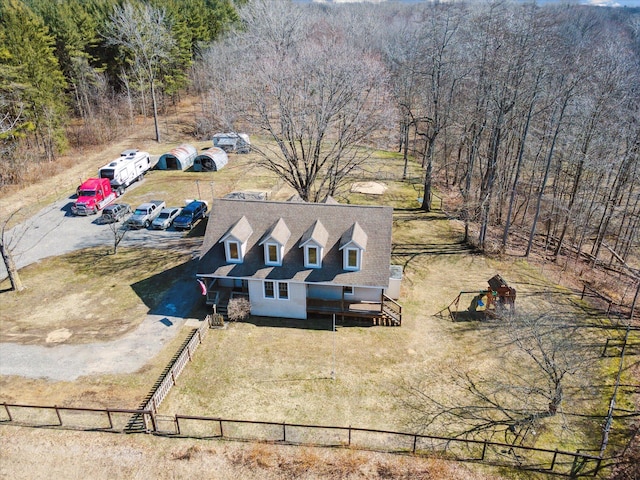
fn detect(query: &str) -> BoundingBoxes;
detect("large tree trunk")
[1,239,24,292]
[150,77,161,143]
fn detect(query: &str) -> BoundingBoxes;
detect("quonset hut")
[157,144,197,170]
[193,147,229,172]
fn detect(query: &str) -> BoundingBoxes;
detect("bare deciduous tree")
[204,0,393,202]
[401,313,595,443]
[103,1,175,143]
[107,220,128,255]
[0,210,24,291]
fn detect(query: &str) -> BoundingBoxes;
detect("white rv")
[98,149,151,194]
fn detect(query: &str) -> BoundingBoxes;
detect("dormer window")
[300,220,328,269]
[220,215,253,264]
[265,242,281,266]
[345,248,360,270]
[226,241,240,262]
[305,245,321,268]
[259,218,290,268]
[339,222,367,272]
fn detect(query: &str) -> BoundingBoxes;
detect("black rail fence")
[0,403,155,432]
[1,402,603,477]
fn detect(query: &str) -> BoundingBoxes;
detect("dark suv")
[173,200,207,230]
[100,203,131,223]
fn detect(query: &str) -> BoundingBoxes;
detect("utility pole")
[331,314,336,380]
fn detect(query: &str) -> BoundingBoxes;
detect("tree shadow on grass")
[130,258,201,318]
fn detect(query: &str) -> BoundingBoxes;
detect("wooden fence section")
[0,402,603,477]
[0,403,155,432]
[143,319,212,415]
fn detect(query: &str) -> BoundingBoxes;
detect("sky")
[298,0,640,7]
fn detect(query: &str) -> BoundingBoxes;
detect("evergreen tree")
[0,0,67,160]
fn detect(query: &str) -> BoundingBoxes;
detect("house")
[197,198,402,325]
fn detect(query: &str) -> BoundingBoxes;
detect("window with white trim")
[264,281,275,298]
[227,241,240,262]
[345,247,361,271]
[278,282,289,299]
[263,280,289,300]
[265,242,281,266]
[304,245,321,268]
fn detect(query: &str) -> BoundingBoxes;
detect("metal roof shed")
[193,147,229,172]
[157,144,197,170]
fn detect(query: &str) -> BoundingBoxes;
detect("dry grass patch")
[159,208,617,455]
[0,426,508,479]
[0,247,193,345]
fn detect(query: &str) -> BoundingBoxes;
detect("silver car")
[151,207,182,230]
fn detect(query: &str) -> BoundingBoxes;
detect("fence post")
[594,456,602,475]
[283,422,286,442]
[54,405,63,426]
[106,409,113,430]
[581,285,586,300]
[482,441,487,460]
[550,449,557,471]
[602,338,610,357]
[148,410,157,432]
[175,416,181,435]
[348,425,352,446]
[219,419,224,438]
[413,435,418,454]
[3,403,12,422]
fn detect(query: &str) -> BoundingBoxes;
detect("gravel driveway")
[0,190,204,380]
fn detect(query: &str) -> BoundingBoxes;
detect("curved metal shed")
[193,147,229,172]
[157,144,197,170]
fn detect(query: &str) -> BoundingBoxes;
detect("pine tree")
[0,0,67,160]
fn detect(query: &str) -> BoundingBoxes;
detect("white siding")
[249,280,306,319]
[307,284,382,302]
[353,286,382,302]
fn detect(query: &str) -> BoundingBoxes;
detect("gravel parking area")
[1,187,203,380]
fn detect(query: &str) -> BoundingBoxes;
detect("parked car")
[99,203,131,223]
[152,207,182,230]
[173,200,208,230]
[125,200,166,229]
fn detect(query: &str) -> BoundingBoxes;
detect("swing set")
[436,274,517,321]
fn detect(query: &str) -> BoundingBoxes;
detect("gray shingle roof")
[220,215,253,243]
[259,218,291,246]
[299,219,329,248]
[198,198,393,287]
[339,221,368,250]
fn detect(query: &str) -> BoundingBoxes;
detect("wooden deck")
[307,295,402,326]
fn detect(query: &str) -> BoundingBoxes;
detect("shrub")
[227,297,251,322]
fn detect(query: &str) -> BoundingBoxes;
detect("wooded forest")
[1,0,639,271]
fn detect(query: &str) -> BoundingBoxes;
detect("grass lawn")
[0,142,635,464]
[159,200,630,456]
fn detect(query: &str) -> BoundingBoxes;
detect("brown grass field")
[1,102,637,479]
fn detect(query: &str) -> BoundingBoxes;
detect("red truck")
[72,178,118,215]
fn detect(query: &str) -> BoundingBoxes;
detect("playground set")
[437,274,517,321]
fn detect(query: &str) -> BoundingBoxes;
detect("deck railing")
[382,294,402,325]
